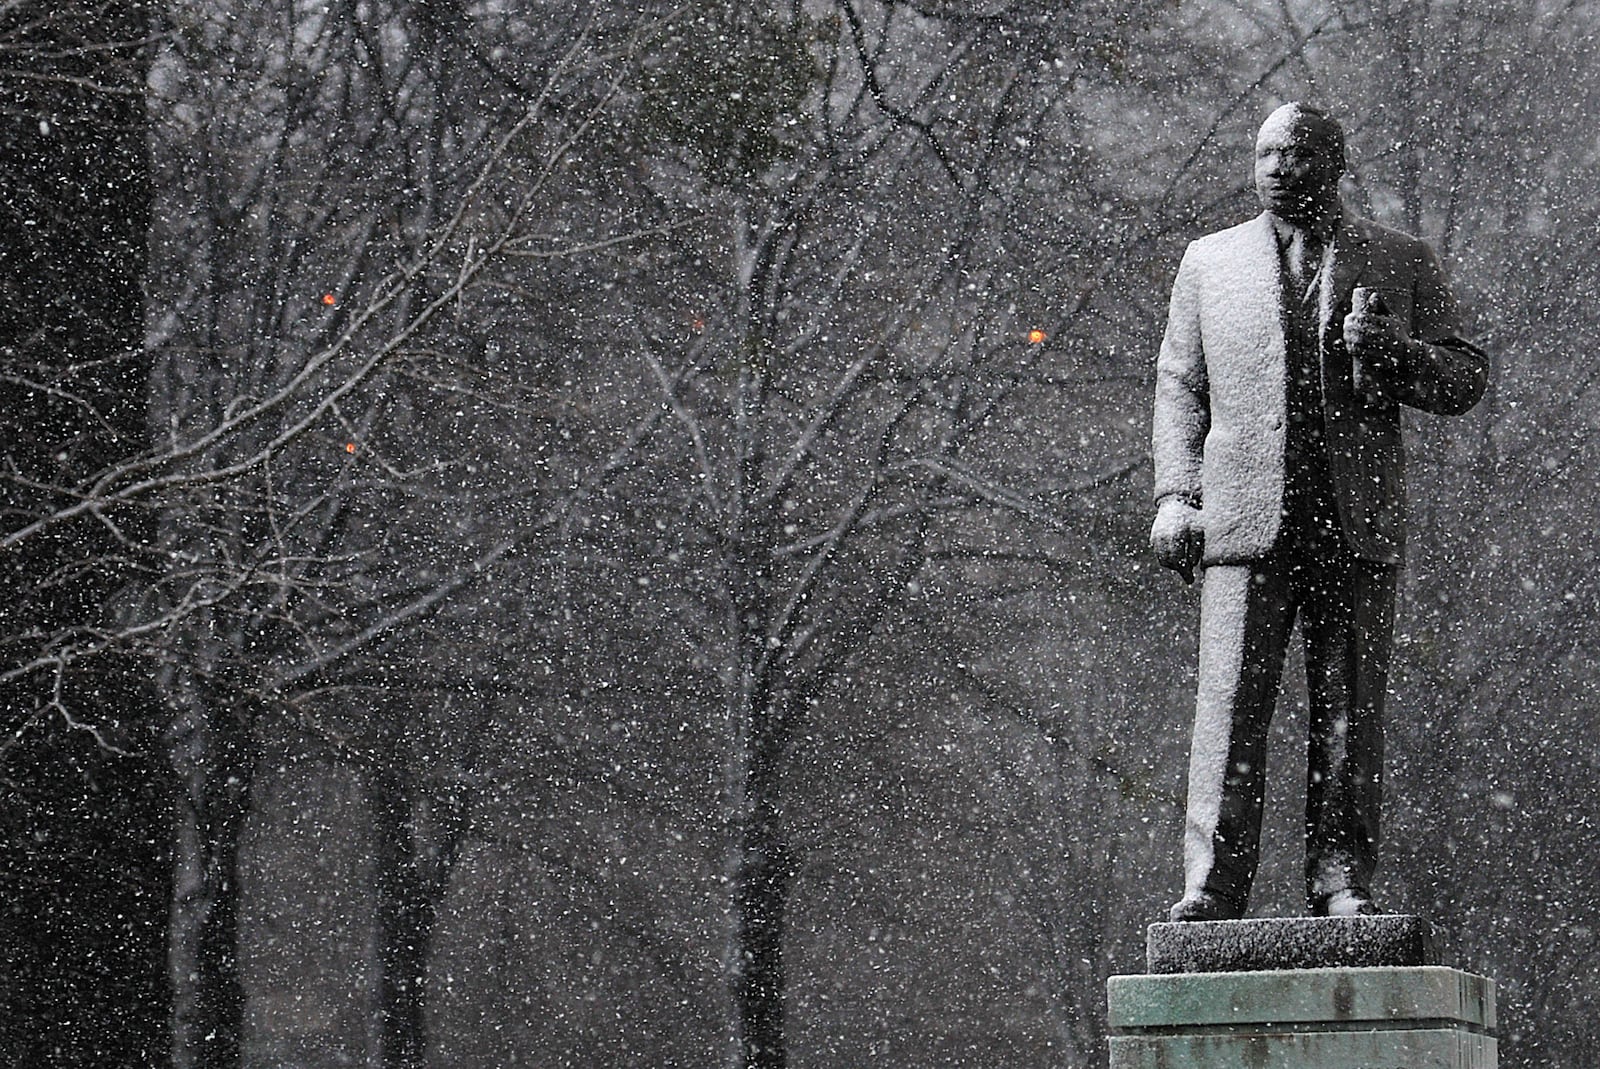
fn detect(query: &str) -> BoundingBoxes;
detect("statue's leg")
[1178,561,1295,917]
[1301,557,1397,912]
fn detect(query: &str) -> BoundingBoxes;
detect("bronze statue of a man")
[1150,103,1488,921]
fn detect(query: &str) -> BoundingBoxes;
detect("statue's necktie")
[1289,229,1323,306]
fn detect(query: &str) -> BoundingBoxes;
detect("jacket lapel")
[1246,211,1284,307]
[1239,213,1288,380]
[1322,212,1370,335]
[1321,211,1371,414]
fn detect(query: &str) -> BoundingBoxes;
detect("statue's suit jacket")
[1152,210,1488,565]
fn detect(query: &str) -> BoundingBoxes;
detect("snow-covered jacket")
[1152,210,1488,565]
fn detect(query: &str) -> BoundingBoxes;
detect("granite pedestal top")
[1147,914,1435,973]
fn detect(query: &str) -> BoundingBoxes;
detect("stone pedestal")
[1107,917,1497,1068]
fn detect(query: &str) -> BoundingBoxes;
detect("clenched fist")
[1150,497,1204,584]
[1343,291,1411,394]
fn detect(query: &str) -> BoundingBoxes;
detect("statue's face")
[1253,107,1342,224]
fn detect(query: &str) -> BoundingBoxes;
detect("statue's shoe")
[1167,891,1243,922]
[1315,888,1381,917]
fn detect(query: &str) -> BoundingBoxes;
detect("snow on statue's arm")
[1152,244,1210,508]
[1150,244,1209,583]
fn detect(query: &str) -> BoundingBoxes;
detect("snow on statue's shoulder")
[1188,215,1279,296]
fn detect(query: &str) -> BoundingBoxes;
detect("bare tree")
[130,3,682,1065]
[553,3,1192,1063]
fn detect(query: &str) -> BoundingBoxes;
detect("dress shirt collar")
[1267,203,1341,247]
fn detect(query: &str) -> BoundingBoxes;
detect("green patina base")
[1108,962,1497,1068]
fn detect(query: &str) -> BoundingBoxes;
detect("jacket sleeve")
[1390,241,1489,416]
[1152,244,1209,507]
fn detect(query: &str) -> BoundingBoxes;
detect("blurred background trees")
[3,0,1598,1066]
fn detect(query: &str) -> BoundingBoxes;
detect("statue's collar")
[1265,203,1342,245]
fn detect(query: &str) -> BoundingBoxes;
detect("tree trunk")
[168,686,256,1069]
[367,717,467,1069]
[368,757,436,1069]
[732,741,797,1069]
[0,709,173,1066]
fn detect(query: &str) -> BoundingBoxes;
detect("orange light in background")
[690,317,706,333]
[344,442,357,454]
[1027,328,1047,344]
[322,293,337,306]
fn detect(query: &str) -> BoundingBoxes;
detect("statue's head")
[1253,103,1344,225]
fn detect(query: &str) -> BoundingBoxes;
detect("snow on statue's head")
[1256,104,1345,168]
[1253,103,1345,224]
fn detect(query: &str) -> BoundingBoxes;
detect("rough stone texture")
[1147,915,1435,974]
[1107,965,1496,1069]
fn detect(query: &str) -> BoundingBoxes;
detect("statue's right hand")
[1150,498,1203,584]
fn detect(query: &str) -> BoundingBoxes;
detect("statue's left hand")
[1344,304,1410,390]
